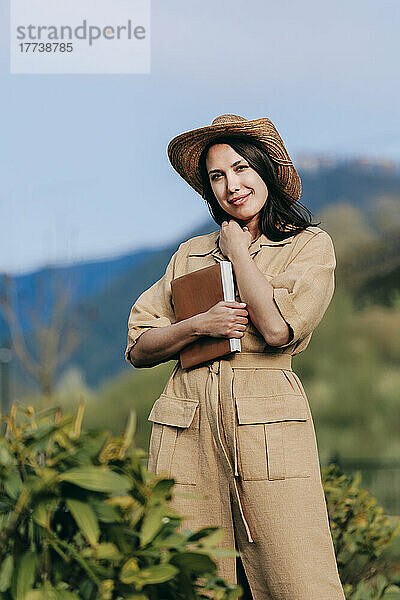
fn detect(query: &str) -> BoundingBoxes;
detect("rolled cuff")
[272,287,305,348]
[124,317,172,364]
[125,329,151,364]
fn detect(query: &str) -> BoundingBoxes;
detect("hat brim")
[167,117,302,201]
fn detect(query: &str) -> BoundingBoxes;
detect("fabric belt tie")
[205,352,293,544]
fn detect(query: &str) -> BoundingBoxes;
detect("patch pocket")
[147,394,199,485]
[235,394,311,481]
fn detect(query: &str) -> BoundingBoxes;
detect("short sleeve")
[124,246,180,363]
[270,231,336,348]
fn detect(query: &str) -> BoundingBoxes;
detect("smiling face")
[205,143,268,234]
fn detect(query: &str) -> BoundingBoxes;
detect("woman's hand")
[195,300,248,339]
[219,220,252,261]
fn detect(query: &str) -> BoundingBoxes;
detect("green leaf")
[91,498,121,523]
[95,543,122,561]
[66,499,100,547]
[152,533,185,549]
[186,526,220,543]
[120,563,178,589]
[170,551,216,575]
[199,528,225,547]
[122,410,137,450]
[81,542,122,561]
[0,555,13,592]
[375,574,389,596]
[98,579,114,600]
[78,579,95,599]
[120,558,140,584]
[23,592,43,600]
[138,564,179,584]
[4,468,22,500]
[0,440,14,466]
[71,432,110,463]
[36,468,58,484]
[58,468,131,493]
[140,506,166,546]
[16,551,36,600]
[32,498,59,529]
[0,514,9,533]
[149,478,175,503]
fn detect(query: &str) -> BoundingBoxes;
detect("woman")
[125,114,346,600]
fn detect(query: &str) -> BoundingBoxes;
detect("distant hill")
[3,159,400,393]
[3,221,218,393]
[298,159,400,221]
[0,248,160,338]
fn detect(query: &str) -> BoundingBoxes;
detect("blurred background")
[1,0,399,515]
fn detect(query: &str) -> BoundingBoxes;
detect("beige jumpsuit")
[125,226,346,600]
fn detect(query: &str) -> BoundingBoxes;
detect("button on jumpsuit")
[125,226,346,600]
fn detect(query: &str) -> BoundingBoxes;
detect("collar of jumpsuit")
[187,227,296,543]
[188,229,295,261]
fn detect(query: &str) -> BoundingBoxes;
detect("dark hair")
[198,134,320,241]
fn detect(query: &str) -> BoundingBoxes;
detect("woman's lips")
[229,191,252,206]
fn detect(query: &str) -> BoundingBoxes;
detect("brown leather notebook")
[171,261,241,369]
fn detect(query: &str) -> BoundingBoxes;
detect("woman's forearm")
[129,315,203,368]
[231,250,291,346]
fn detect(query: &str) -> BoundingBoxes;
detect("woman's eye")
[211,166,247,181]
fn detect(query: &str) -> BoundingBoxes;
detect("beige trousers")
[150,353,346,599]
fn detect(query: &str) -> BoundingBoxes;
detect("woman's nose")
[226,171,241,193]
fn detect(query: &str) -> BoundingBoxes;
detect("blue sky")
[1,0,399,274]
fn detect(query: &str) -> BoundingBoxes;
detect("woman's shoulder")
[286,226,335,262]
[292,225,333,245]
[177,229,219,256]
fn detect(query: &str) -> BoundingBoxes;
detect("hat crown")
[211,114,247,126]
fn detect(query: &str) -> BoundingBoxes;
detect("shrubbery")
[0,404,241,599]
[1,403,400,599]
[322,464,400,599]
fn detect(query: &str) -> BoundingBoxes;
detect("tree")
[0,270,81,404]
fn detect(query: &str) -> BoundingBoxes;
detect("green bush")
[3,402,400,600]
[0,404,241,600]
[322,464,400,599]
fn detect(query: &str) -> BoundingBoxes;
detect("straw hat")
[167,114,302,201]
